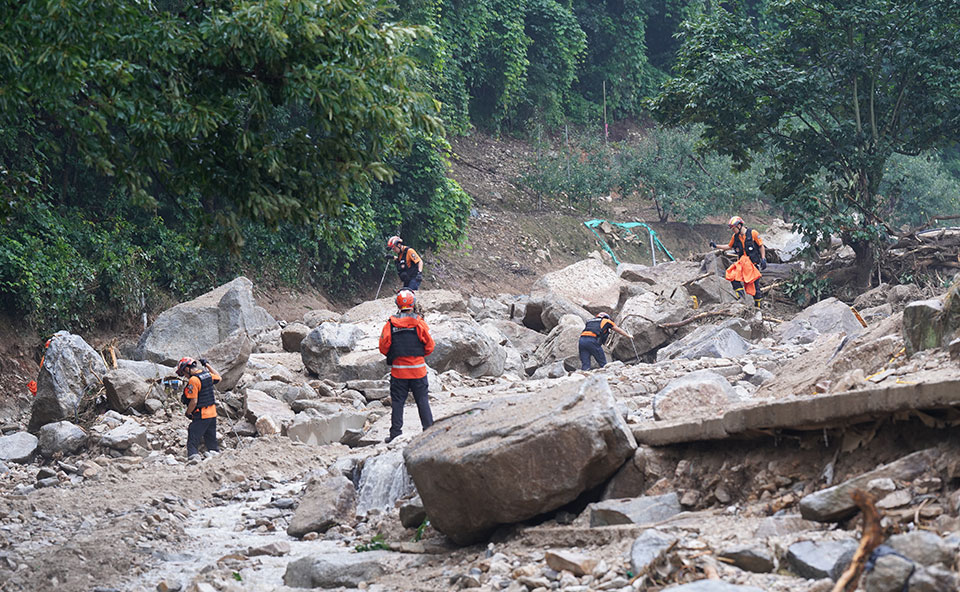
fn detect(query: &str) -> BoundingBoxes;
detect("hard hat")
[598,312,610,319]
[396,289,416,310]
[176,357,196,377]
[727,216,744,228]
[387,236,402,249]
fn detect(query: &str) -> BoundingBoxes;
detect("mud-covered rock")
[427,314,506,378]
[38,421,87,458]
[281,323,310,352]
[103,369,151,413]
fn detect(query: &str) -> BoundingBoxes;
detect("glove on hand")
[709,241,717,249]
[384,253,395,260]
[759,258,767,271]
[185,411,193,419]
[199,358,208,367]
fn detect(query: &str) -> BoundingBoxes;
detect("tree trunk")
[849,237,875,287]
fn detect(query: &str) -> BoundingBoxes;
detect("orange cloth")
[27,380,37,396]
[726,254,762,296]
[184,370,221,418]
[379,314,435,379]
[727,229,764,250]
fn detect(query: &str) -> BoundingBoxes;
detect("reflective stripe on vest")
[581,317,611,344]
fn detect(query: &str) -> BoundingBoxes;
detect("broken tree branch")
[658,311,735,329]
[831,489,883,592]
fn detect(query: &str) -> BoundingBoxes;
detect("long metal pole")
[375,258,392,300]
[649,230,656,266]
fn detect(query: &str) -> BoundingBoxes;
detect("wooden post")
[602,80,608,145]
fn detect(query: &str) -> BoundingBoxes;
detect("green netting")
[583,219,675,266]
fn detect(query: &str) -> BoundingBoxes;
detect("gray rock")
[665,327,750,362]
[29,331,107,431]
[287,409,368,446]
[115,359,176,381]
[652,370,740,421]
[612,292,686,360]
[428,315,506,378]
[404,376,636,545]
[244,390,295,431]
[629,529,677,576]
[886,530,954,567]
[0,432,39,464]
[907,564,959,592]
[301,321,363,356]
[589,493,682,527]
[776,297,864,343]
[718,546,775,573]
[357,451,415,516]
[862,551,913,592]
[135,276,275,365]
[100,420,148,450]
[281,323,310,352]
[283,552,388,588]
[468,295,510,321]
[103,369,151,413]
[481,319,546,357]
[533,259,621,315]
[201,330,253,391]
[531,314,586,371]
[661,581,766,591]
[785,539,859,580]
[302,309,340,328]
[800,448,937,522]
[286,473,356,537]
[38,421,87,458]
[399,495,427,528]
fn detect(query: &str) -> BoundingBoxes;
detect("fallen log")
[658,311,735,329]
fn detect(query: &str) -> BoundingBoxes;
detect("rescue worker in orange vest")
[378,289,435,443]
[579,312,632,370]
[711,215,767,308]
[176,357,221,458]
[387,236,424,291]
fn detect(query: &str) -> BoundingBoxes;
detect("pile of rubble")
[1,258,959,592]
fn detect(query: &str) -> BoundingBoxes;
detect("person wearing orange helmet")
[579,312,633,370]
[176,357,222,459]
[386,235,424,291]
[710,216,767,307]
[378,289,435,443]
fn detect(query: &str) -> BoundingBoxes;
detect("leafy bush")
[782,271,832,307]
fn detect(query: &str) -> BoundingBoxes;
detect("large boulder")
[652,370,740,421]
[29,331,107,431]
[656,324,751,362]
[532,259,621,314]
[300,322,367,378]
[775,297,864,343]
[116,359,175,380]
[522,292,592,333]
[427,314,506,378]
[481,319,546,357]
[0,432,39,464]
[135,277,275,365]
[201,330,253,391]
[244,389,296,432]
[341,290,467,324]
[286,409,368,446]
[903,276,960,354]
[286,473,357,537]
[284,552,388,589]
[102,369,151,413]
[404,376,637,545]
[281,323,311,352]
[38,421,87,458]
[531,314,586,372]
[611,292,686,361]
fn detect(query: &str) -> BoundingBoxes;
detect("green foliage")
[878,152,960,230]
[652,0,960,281]
[414,518,430,542]
[519,126,765,219]
[355,534,390,552]
[0,0,441,247]
[782,270,832,307]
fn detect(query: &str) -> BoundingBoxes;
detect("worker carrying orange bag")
[710,216,767,308]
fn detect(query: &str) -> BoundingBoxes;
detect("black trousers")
[389,376,433,438]
[578,336,607,370]
[402,272,423,291]
[187,416,219,456]
[730,277,763,302]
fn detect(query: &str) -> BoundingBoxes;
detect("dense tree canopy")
[652,0,960,282]
[0,0,441,245]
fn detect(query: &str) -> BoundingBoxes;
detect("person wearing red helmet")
[579,312,632,370]
[176,357,221,459]
[378,289,435,443]
[710,216,767,308]
[386,235,424,291]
